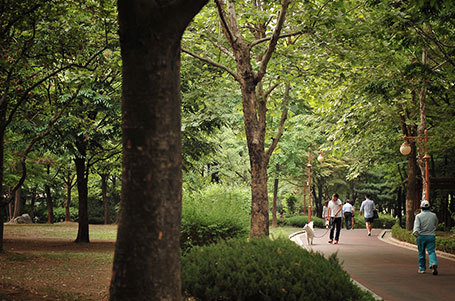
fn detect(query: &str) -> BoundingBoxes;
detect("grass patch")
[4,223,118,241]
[269,226,302,239]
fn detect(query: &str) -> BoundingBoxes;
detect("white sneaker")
[418,270,425,274]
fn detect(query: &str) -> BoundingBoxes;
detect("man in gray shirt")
[413,200,438,275]
[359,194,376,236]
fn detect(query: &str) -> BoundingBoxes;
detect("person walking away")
[413,200,438,275]
[343,200,354,230]
[328,194,342,244]
[322,200,329,228]
[360,194,375,236]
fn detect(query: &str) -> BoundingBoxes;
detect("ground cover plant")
[181,237,375,300]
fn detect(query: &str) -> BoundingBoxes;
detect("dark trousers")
[330,217,342,241]
[344,212,353,229]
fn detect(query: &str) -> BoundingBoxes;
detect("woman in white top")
[322,200,329,228]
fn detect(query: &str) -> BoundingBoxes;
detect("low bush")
[392,224,455,254]
[181,184,250,253]
[181,237,375,300]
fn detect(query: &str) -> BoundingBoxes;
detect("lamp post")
[307,151,324,222]
[400,129,431,201]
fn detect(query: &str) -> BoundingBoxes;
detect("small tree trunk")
[406,141,418,231]
[45,165,54,224]
[29,189,36,220]
[65,179,72,222]
[75,154,89,243]
[12,187,21,219]
[101,174,110,225]
[272,164,279,228]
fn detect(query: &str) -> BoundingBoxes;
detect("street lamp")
[400,129,431,202]
[307,151,324,222]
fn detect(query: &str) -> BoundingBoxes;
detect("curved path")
[305,228,455,301]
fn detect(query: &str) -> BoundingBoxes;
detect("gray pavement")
[304,228,455,301]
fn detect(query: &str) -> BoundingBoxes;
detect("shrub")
[283,215,324,228]
[181,237,375,300]
[181,184,250,253]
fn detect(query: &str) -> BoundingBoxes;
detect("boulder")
[11,213,33,224]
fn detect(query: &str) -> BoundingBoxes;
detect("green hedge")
[181,237,375,300]
[391,224,455,254]
[180,184,250,253]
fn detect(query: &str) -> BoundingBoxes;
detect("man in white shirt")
[360,194,376,236]
[343,200,354,230]
[327,193,343,244]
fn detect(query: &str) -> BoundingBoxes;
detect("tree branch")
[265,83,290,163]
[255,0,291,84]
[0,85,81,208]
[181,47,240,82]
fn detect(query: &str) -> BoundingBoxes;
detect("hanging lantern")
[400,141,411,156]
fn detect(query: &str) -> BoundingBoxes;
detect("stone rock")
[11,213,33,224]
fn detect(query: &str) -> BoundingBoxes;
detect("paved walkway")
[304,228,455,301]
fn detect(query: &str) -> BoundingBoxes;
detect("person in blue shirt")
[359,194,376,236]
[413,200,438,275]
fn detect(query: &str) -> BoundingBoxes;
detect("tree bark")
[405,141,418,230]
[101,173,110,225]
[45,165,54,224]
[75,137,89,243]
[272,164,279,228]
[64,173,73,222]
[12,187,21,219]
[109,1,207,299]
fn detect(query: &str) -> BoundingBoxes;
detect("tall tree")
[109,0,207,299]
[183,0,292,237]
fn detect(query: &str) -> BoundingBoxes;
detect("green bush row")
[391,224,455,254]
[181,237,375,300]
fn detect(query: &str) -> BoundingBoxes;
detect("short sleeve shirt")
[360,199,375,218]
[328,199,343,218]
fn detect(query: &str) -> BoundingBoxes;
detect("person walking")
[343,200,354,230]
[327,193,342,244]
[360,194,375,236]
[413,200,438,275]
[322,200,329,228]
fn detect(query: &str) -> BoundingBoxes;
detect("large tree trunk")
[109,1,207,299]
[75,139,89,243]
[0,98,5,251]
